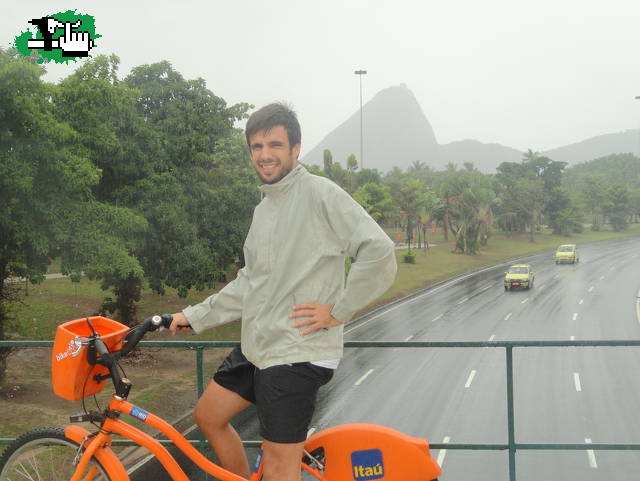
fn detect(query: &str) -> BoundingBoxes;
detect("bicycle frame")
[66,396,264,481]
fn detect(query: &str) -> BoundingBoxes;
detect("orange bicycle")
[0,316,442,481]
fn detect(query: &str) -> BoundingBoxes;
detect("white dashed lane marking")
[588,286,594,292]
[488,334,495,342]
[457,297,469,305]
[431,314,443,323]
[405,334,414,342]
[464,370,477,388]
[504,313,512,321]
[573,313,578,321]
[579,299,584,305]
[574,373,582,392]
[436,436,451,467]
[354,369,374,386]
[521,298,529,304]
[586,438,598,468]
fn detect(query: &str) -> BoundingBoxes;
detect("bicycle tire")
[0,427,111,481]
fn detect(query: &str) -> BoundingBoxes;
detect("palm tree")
[522,148,540,163]
[408,160,427,172]
[448,178,496,254]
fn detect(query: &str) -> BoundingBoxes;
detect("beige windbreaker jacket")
[182,165,397,369]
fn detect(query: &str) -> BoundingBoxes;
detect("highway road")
[143,236,640,480]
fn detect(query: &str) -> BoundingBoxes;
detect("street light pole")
[635,96,640,157]
[354,69,367,169]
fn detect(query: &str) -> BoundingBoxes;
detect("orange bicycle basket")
[51,316,129,401]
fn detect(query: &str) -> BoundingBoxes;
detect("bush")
[403,250,416,264]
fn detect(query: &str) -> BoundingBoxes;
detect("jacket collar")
[258,164,306,197]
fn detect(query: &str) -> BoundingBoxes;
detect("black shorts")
[213,347,333,443]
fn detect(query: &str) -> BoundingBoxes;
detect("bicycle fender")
[305,423,442,481]
[65,425,130,481]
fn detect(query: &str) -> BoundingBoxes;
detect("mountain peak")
[301,84,439,171]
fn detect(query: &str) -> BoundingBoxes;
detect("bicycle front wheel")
[0,427,111,481]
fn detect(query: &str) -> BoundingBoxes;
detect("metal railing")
[2,338,640,481]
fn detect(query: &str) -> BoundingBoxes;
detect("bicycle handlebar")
[84,314,176,398]
[88,314,174,369]
[119,314,173,356]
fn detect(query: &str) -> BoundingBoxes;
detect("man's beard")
[259,165,293,185]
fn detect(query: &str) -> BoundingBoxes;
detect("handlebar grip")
[160,314,174,329]
[158,313,192,330]
[95,338,109,356]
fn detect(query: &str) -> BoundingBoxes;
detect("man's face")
[249,125,300,185]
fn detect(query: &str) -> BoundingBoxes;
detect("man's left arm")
[320,184,398,324]
[291,182,397,333]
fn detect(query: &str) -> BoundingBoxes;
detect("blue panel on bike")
[253,449,263,473]
[351,449,384,480]
[129,406,149,422]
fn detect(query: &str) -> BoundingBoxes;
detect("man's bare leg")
[261,440,305,481]
[194,380,251,478]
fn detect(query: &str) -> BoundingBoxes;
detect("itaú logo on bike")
[55,337,83,361]
[351,449,384,480]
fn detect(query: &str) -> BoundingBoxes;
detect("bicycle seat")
[304,423,441,481]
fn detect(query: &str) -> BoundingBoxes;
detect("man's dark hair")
[245,103,301,148]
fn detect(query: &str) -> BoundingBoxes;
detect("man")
[169,103,397,481]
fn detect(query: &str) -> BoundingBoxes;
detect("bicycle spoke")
[12,461,37,481]
[0,430,108,481]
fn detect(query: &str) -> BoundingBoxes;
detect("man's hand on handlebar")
[169,312,192,334]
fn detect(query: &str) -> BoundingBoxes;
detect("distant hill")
[301,84,439,172]
[564,153,640,189]
[302,84,640,173]
[543,130,640,164]
[438,139,522,171]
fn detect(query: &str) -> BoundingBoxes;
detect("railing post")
[196,347,205,398]
[506,345,516,481]
[195,347,209,481]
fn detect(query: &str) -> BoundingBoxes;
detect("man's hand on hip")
[290,303,343,335]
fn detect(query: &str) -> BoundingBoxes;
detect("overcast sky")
[3,0,640,156]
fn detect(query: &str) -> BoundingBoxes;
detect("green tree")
[346,154,359,193]
[0,51,144,383]
[54,57,254,322]
[353,183,395,223]
[450,177,497,254]
[326,161,347,188]
[605,185,631,231]
[580,175,609,226]
[355,168,382,188]
[630,189,640,223]
[496,152,580,236]
[122,61,253,306]
[396,178,430,248]
[323,149,333,174]
[52,55,157,323]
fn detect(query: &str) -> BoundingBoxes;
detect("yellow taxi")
[555,244,579,264]
[504,264,534,291]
